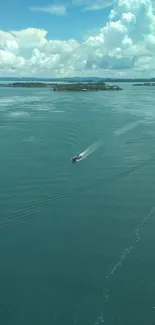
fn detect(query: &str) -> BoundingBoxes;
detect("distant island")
[0,82,50,88]
[132,82,155,86]
[52,82,122,91]
[1,77,155,83]
[0,81,122,92]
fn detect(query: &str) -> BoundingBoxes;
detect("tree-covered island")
[0,81,122,91]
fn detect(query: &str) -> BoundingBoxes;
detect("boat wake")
[114,120,143,136]
[73,120,143,163]
[79,140,103,161]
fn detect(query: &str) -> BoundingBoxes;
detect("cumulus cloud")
[30,4,67,16]
[11,28,48,48]
[1,0,155,77]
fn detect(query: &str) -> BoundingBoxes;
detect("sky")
[0,0,155,77]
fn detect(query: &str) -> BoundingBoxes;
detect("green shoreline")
[0,82,123,91]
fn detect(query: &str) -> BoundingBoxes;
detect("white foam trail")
[52,110,65,113]
[74,120,142,163]
[78,120,142,161]
[9,111,29,117]
[93,205,155,325]
[114,120,143,136]
[80,140,103,160]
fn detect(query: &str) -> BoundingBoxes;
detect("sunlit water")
[0,83,155,325]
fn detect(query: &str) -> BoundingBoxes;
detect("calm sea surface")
[0,83,155,325]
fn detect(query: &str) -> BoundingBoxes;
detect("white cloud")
[82,0,114,11]
[0,50,25,70]
[30,4,67,16]
[1,0,155,77]
[11,28,48,48]
[72,0,115,11]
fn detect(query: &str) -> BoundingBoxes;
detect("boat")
[71,153,82,163]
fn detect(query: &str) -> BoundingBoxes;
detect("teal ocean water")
[0,83,155,325]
